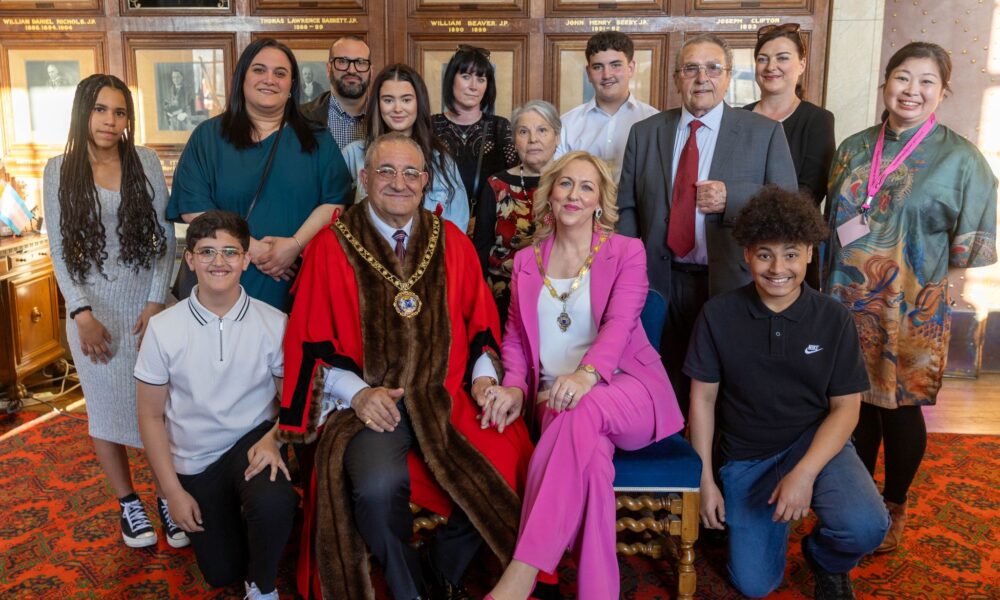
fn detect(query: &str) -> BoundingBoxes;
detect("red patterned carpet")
[1,410,996,599]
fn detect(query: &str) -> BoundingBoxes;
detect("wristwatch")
[577,364,601,382]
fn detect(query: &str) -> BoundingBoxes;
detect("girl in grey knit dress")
[43,74,183,549]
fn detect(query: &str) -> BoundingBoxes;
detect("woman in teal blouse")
[825,42,997,554]
[168,38,352,311]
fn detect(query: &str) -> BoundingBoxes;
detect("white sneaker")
[245,581,279,600]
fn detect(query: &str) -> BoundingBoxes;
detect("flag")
[0,183,33,234]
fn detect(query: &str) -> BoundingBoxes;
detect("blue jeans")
[719,428,889,598]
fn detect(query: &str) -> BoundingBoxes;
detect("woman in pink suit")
[484,151,685,600]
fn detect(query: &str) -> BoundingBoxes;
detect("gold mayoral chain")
[334,216,441,318]
[534,233,608,332]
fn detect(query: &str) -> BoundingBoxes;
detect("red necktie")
[667,119,703,257]
[392,230,406,263]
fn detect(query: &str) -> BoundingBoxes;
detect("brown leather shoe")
[875,500,908,554]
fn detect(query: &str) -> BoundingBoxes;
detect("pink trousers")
[513,373,657,600]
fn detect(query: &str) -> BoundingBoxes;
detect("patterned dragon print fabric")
[826,122,997,408]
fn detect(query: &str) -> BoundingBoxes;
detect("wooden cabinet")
[0,234,64,401]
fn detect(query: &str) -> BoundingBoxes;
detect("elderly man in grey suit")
[618,33,797,414]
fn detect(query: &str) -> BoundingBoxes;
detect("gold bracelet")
[291,235,303,250]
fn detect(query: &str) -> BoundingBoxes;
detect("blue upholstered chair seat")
[613,432,702,492]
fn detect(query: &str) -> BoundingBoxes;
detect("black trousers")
[177,420,297,593]
[661,263,710,419]
[344,402,481,600]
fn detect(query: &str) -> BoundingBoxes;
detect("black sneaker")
[803,541,855,600]
[119,493,157,548]
[156,496,190,548]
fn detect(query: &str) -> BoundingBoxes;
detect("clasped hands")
[250,236,301,281]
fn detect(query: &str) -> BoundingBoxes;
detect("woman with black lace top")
[433,45,518,225]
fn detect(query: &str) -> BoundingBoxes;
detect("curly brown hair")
[733,185,829,248]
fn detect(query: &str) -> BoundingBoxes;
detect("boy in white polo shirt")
[136,210,295,600]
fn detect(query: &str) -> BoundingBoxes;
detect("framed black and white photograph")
[297,62,329,103]
[25,61,81,135]
[126,37,234,146]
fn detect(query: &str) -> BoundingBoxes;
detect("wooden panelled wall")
[0,0,830,183]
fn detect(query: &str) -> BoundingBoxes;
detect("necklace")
[518,164,526,191]
[533,233,608,332]
[334,216,441,318]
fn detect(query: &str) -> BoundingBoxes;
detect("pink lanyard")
[863,113,937,214]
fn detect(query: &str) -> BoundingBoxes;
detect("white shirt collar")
[188,285,250,325]
[366,202,413,247]
[680,101,725,131]
[585,92,640,116]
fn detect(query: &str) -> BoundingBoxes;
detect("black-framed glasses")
[330,56,372,72]
[374,166,425,183]
[457,44,490,59]
[676,63,730,79]
[757,22,801,39]
[191,247,244,264]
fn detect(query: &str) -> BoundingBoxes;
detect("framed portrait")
[0,0,100,11]
[250,0,362,13]
[688,0,811,11]
[547,0,664,15]
[410,0,525,16]
[411,37,525,119]
[546,35,666,115]
[122,0,231,15]
[124,35,235,177]
[0,37,104,176]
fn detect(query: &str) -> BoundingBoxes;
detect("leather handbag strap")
[245,122,284,220]
[471,117,492,200]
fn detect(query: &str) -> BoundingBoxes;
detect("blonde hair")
[532,151,619,242]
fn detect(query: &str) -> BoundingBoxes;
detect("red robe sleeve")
[279,226,364,442]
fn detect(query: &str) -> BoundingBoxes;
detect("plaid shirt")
[327,94,365,149]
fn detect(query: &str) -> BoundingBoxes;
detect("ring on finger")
[364,418,373,426]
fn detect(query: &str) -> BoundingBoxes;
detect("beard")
[334,76,368,100]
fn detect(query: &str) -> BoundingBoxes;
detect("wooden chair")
[612,290,702,600]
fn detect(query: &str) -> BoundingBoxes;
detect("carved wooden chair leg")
[676,491,699,600]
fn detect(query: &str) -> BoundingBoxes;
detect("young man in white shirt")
[136,211,295,600]
[556,31,659,180]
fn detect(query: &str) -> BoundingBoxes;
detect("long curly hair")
[363,64,458,201]
[57,74,167,283]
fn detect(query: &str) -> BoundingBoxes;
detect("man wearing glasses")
[301,35,372,149]
[279,133,533,600]
[556,31,659,180]
[618,33,797,415]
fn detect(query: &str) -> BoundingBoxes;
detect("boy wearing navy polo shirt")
[135,211,295,600]
[685,188,889,600]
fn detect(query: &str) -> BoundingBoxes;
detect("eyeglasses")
[757,23,801,39]
[457,44,490,59]
[374,166,425,183]
[676,63,730,79]
[191,247,244,264]
[330,56,372,72]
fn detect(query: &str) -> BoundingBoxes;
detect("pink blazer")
[501,232,684,441]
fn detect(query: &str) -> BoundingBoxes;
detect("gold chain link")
[334,216,441,292]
